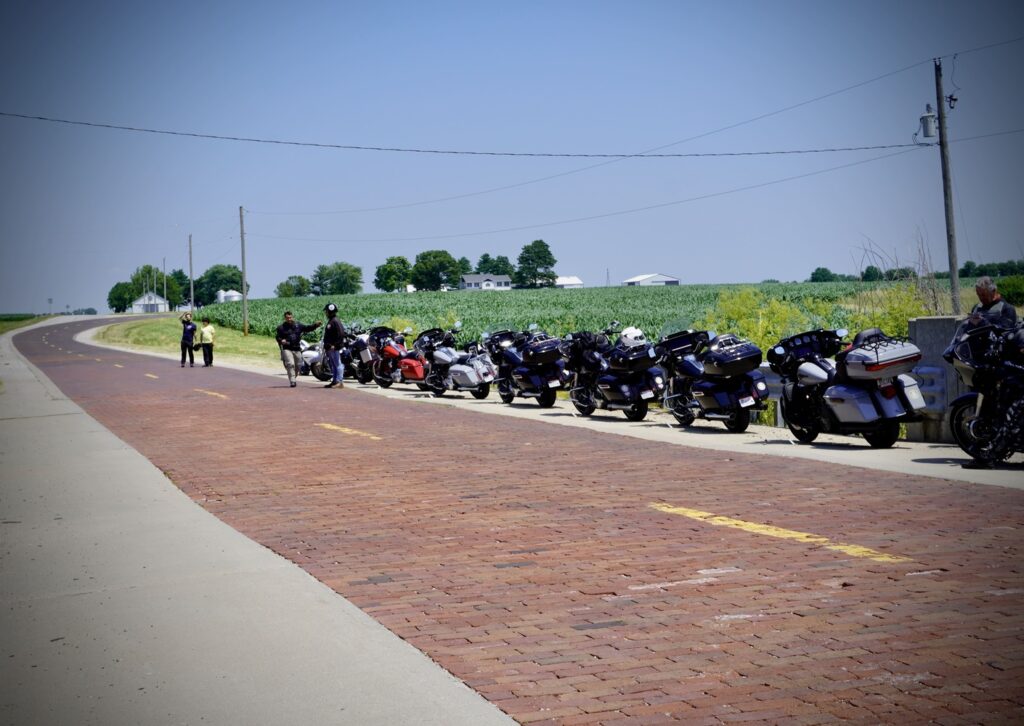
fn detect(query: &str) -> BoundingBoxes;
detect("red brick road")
[15,321,1024,724]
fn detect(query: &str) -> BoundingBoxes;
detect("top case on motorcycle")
[702,338,762,377]
[523,337,562,365]
[607,345,656,372]
[840,337,922,381]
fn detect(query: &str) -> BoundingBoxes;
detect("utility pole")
[162,257,167,311]
[934,58,961,315]
[188,234,195,314]
[239,206,249,335]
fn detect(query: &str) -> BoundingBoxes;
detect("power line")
[246,127,1024,245]
[0,111,930,159]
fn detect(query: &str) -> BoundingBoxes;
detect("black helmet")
[324,303,338,315]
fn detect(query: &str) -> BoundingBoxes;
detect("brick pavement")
[15,321,1024,724]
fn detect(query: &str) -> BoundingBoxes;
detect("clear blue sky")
[1,0,1022,312]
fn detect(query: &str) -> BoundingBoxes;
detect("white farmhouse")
[216,289,243,303]
[459,274,513,291]
[623,273,679,287]
[130,291,169,313]
[554,275,584,289]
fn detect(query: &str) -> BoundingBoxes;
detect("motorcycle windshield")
[658,317,697,341]
[483,323,517,340]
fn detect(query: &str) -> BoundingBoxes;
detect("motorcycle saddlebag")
[608,345,658,372]
[399,357,425,380]
[822,384,880,423]
[450,363,481,388]
[523,338,562,365]
[843,339,922,380]
[702,339,762,377]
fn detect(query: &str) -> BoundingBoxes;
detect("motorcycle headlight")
[655,376,664,386]
[756,381,767,391]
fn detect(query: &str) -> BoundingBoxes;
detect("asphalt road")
[6,317,1024,724]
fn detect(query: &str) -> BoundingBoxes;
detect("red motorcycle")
[367,326,428,388]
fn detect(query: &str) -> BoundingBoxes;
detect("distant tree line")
[274,239,557,296]
[106,264,249,312]
[807,258,1023,283]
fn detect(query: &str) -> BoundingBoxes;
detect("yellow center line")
[650,502,912,564]
[94,358,102,362]
[315,423,382,441]
[194,388,229,400]
[145,373,159,379]
[113,364,124,368]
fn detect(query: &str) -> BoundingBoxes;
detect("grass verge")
[0,315,54,335]
[95,315,281,368]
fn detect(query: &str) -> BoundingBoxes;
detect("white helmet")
[620,326,647,347]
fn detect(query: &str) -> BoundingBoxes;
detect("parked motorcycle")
[367,325,427,388]
[656,322,768,433]
[944,320,1024,464]
[484,323,566,407]
[561,322,664,421]
[299,337,330,381]
[344,323,375,384]
[414,322,492,398]
[767,327,926,448]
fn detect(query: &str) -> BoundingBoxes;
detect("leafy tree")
[107,282,134,313]
[275,275,312,298]
[170,269,191,306]
[999,275,1024,305]
[374,256,412,292]
[490,255,515,277]
[129,264,182,308]
[959,260,978,278]
[475,253,494,273]
[311,262,362,296]
[513,240,557,288]
[72,307,98,315]
[883,267,917,281]
[410,250,461,291]
[861,265,883,282]
[809,267,838,283]
[457,256,473,276]
[195,264,247,306]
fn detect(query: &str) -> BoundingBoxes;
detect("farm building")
[623,273,679,287]
[216,289,243,303]
[555,275,584,289]
[459,274,512,291]
[130,292,169,313]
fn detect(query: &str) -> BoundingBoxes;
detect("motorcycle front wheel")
[471,383,490,400]
[310,361,331,382]
[624,400,649,422]
[669,400,696,427]
[571,387,596,416]
[781,397,818,443]
[863,419,900,449]
[949,399,1000,459]
[724,408,751,433]
[356,366,374,384]
[373,361,393,388]
[498,381,515,404]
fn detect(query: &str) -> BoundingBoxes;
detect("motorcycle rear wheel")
[471,383,490,400]
[724,408,751,433]
[310,362,331,382]
[863,420,900,449]
[624,400,649,422]
[537,388,557,408]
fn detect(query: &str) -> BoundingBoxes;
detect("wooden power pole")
[239,206,249,335]
[934,59,961,315]
[188,234,195,314]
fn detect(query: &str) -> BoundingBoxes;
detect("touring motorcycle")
[944,320,1024,465]
[767,327,926,448]
[367,325,428,388]
[656,322,768,433]
[561,322,664,422]
[484,323,566,407]
[414,323,493,398]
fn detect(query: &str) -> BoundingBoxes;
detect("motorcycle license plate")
[640,389,654,400]
[739,396,755,408]
[360,349,372,363]
[548,379,560,388]
[482,374,494,382]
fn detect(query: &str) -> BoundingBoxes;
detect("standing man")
[179,312,197,368]
[322,303,346,389]
[276,311,321,388]
[971,276,1018,329]
[199,317,216,367]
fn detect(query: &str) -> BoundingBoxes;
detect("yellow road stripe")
[650,502,912,564]
[194,388,228,400]
[315,423,382,441]
[94,358,102,362]
[145,373,159,379]
[113,364,124,368]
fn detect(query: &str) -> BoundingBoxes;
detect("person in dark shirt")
[276,311,321,388]
[179,312,197,367]
[322,303,347,389]
[971,276,1018,329]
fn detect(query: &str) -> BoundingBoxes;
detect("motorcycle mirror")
[707,331,717,340]
[528,323,539,331]
[836,328,848,338]
[403,327,413,334]
[774,346,785,355]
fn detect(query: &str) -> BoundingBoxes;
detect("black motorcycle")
[944,320,1024,465]
[484,323,566,407]
[561,323,664,422]
[656,325,768,433]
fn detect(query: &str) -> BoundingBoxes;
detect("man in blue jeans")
[322,303,347,389]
